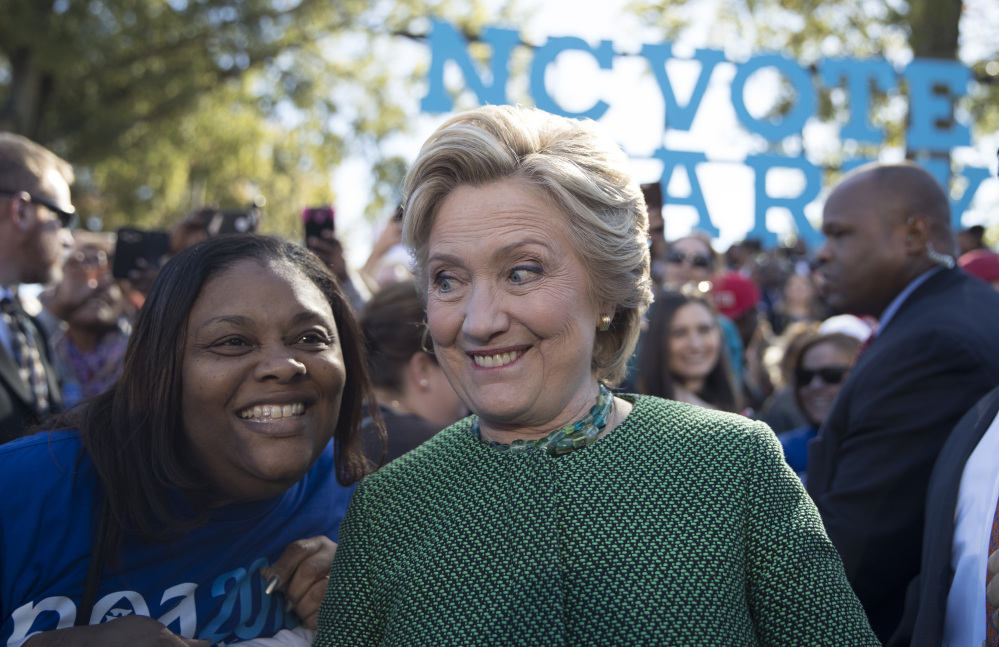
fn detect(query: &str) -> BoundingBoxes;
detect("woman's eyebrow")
[428,238,556,269]
[194,310,331,331]
[196,314,253,330]
[427,252,463,267]
[492,238,553,257]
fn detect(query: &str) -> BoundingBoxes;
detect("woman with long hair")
[637,287,742,412]
[1,234,383,646]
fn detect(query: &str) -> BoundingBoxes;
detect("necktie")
[0,297,50,416]
[987,494,999,646]
[853,319,879,365]
[853,333,874,365]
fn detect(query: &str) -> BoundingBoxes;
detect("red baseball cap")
[959,249,999,283]
[712,272,760,320]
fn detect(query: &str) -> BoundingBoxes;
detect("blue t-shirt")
[778,424,818,483]
[0,430,355,646]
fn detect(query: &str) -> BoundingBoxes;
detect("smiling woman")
[636,287,742,413]
[313,104,879,646]
[0,235,384,647]
[180,258,350,502]
[777,331,861,483]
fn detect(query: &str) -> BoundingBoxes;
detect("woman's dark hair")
[361,280,433,393]
[54,234,383,563]
[636,287,742,413]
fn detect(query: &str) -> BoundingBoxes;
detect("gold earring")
[598,314,612,331]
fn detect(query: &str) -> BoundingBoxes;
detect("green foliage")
[0,0,510,235]
[4,0,991,238]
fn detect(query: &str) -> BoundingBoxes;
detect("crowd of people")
[0,107,998,646]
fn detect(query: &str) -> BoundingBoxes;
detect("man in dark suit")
[807,161,999,642]
[0,133,74,443]
[888,384,999,646]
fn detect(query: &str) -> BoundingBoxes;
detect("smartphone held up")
[303,206,335,243]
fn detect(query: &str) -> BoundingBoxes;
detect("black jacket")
[807,268,999,642]
[0,301,62,444]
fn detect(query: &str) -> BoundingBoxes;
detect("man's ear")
[904,214,932,256]
[0,194,21,229]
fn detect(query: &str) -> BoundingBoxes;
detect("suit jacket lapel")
[0,300,62,412]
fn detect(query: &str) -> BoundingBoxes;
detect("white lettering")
[7,597,76,646]
[158,583,199,639]
[92,590,150,625]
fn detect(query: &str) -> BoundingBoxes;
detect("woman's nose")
[254,347,308,382]
[803,373,825,389]
[461,284,509,341]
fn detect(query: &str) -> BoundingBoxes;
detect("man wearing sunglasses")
[806,161,999,644]
[0,133,74,444]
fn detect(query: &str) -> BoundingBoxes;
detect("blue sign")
[419,19,990,248]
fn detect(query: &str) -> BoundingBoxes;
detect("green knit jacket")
[313,395,878,646]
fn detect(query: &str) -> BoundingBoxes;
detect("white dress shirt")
[943,409,999,646]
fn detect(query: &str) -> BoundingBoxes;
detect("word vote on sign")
[420,19,991,248]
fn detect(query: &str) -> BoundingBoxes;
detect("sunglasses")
[795,366,850,388]
[666,250,711,268]
[0,189,78,229]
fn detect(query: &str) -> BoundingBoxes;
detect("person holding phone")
[358,206,411,291]
[303,205,374,313]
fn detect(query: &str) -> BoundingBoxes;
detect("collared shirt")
[873,267,943,338]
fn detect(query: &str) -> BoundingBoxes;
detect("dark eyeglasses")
[795,366,850,388]
[0,189,78,229]
[666,250,711,268]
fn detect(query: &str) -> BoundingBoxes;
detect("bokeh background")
[1,0,996,263]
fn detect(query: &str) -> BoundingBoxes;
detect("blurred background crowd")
[7,175,999,469]
[2,1,999,645]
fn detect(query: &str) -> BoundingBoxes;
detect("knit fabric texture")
[313,395,878,646]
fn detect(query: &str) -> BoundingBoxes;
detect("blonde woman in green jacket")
[312,105,878,647]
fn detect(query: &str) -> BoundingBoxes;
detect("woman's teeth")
[239,403,305,420]
[472,351,523,368]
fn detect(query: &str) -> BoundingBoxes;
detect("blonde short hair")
[402,105,652,385]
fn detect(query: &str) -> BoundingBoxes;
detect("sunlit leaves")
[0,0,512,235]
